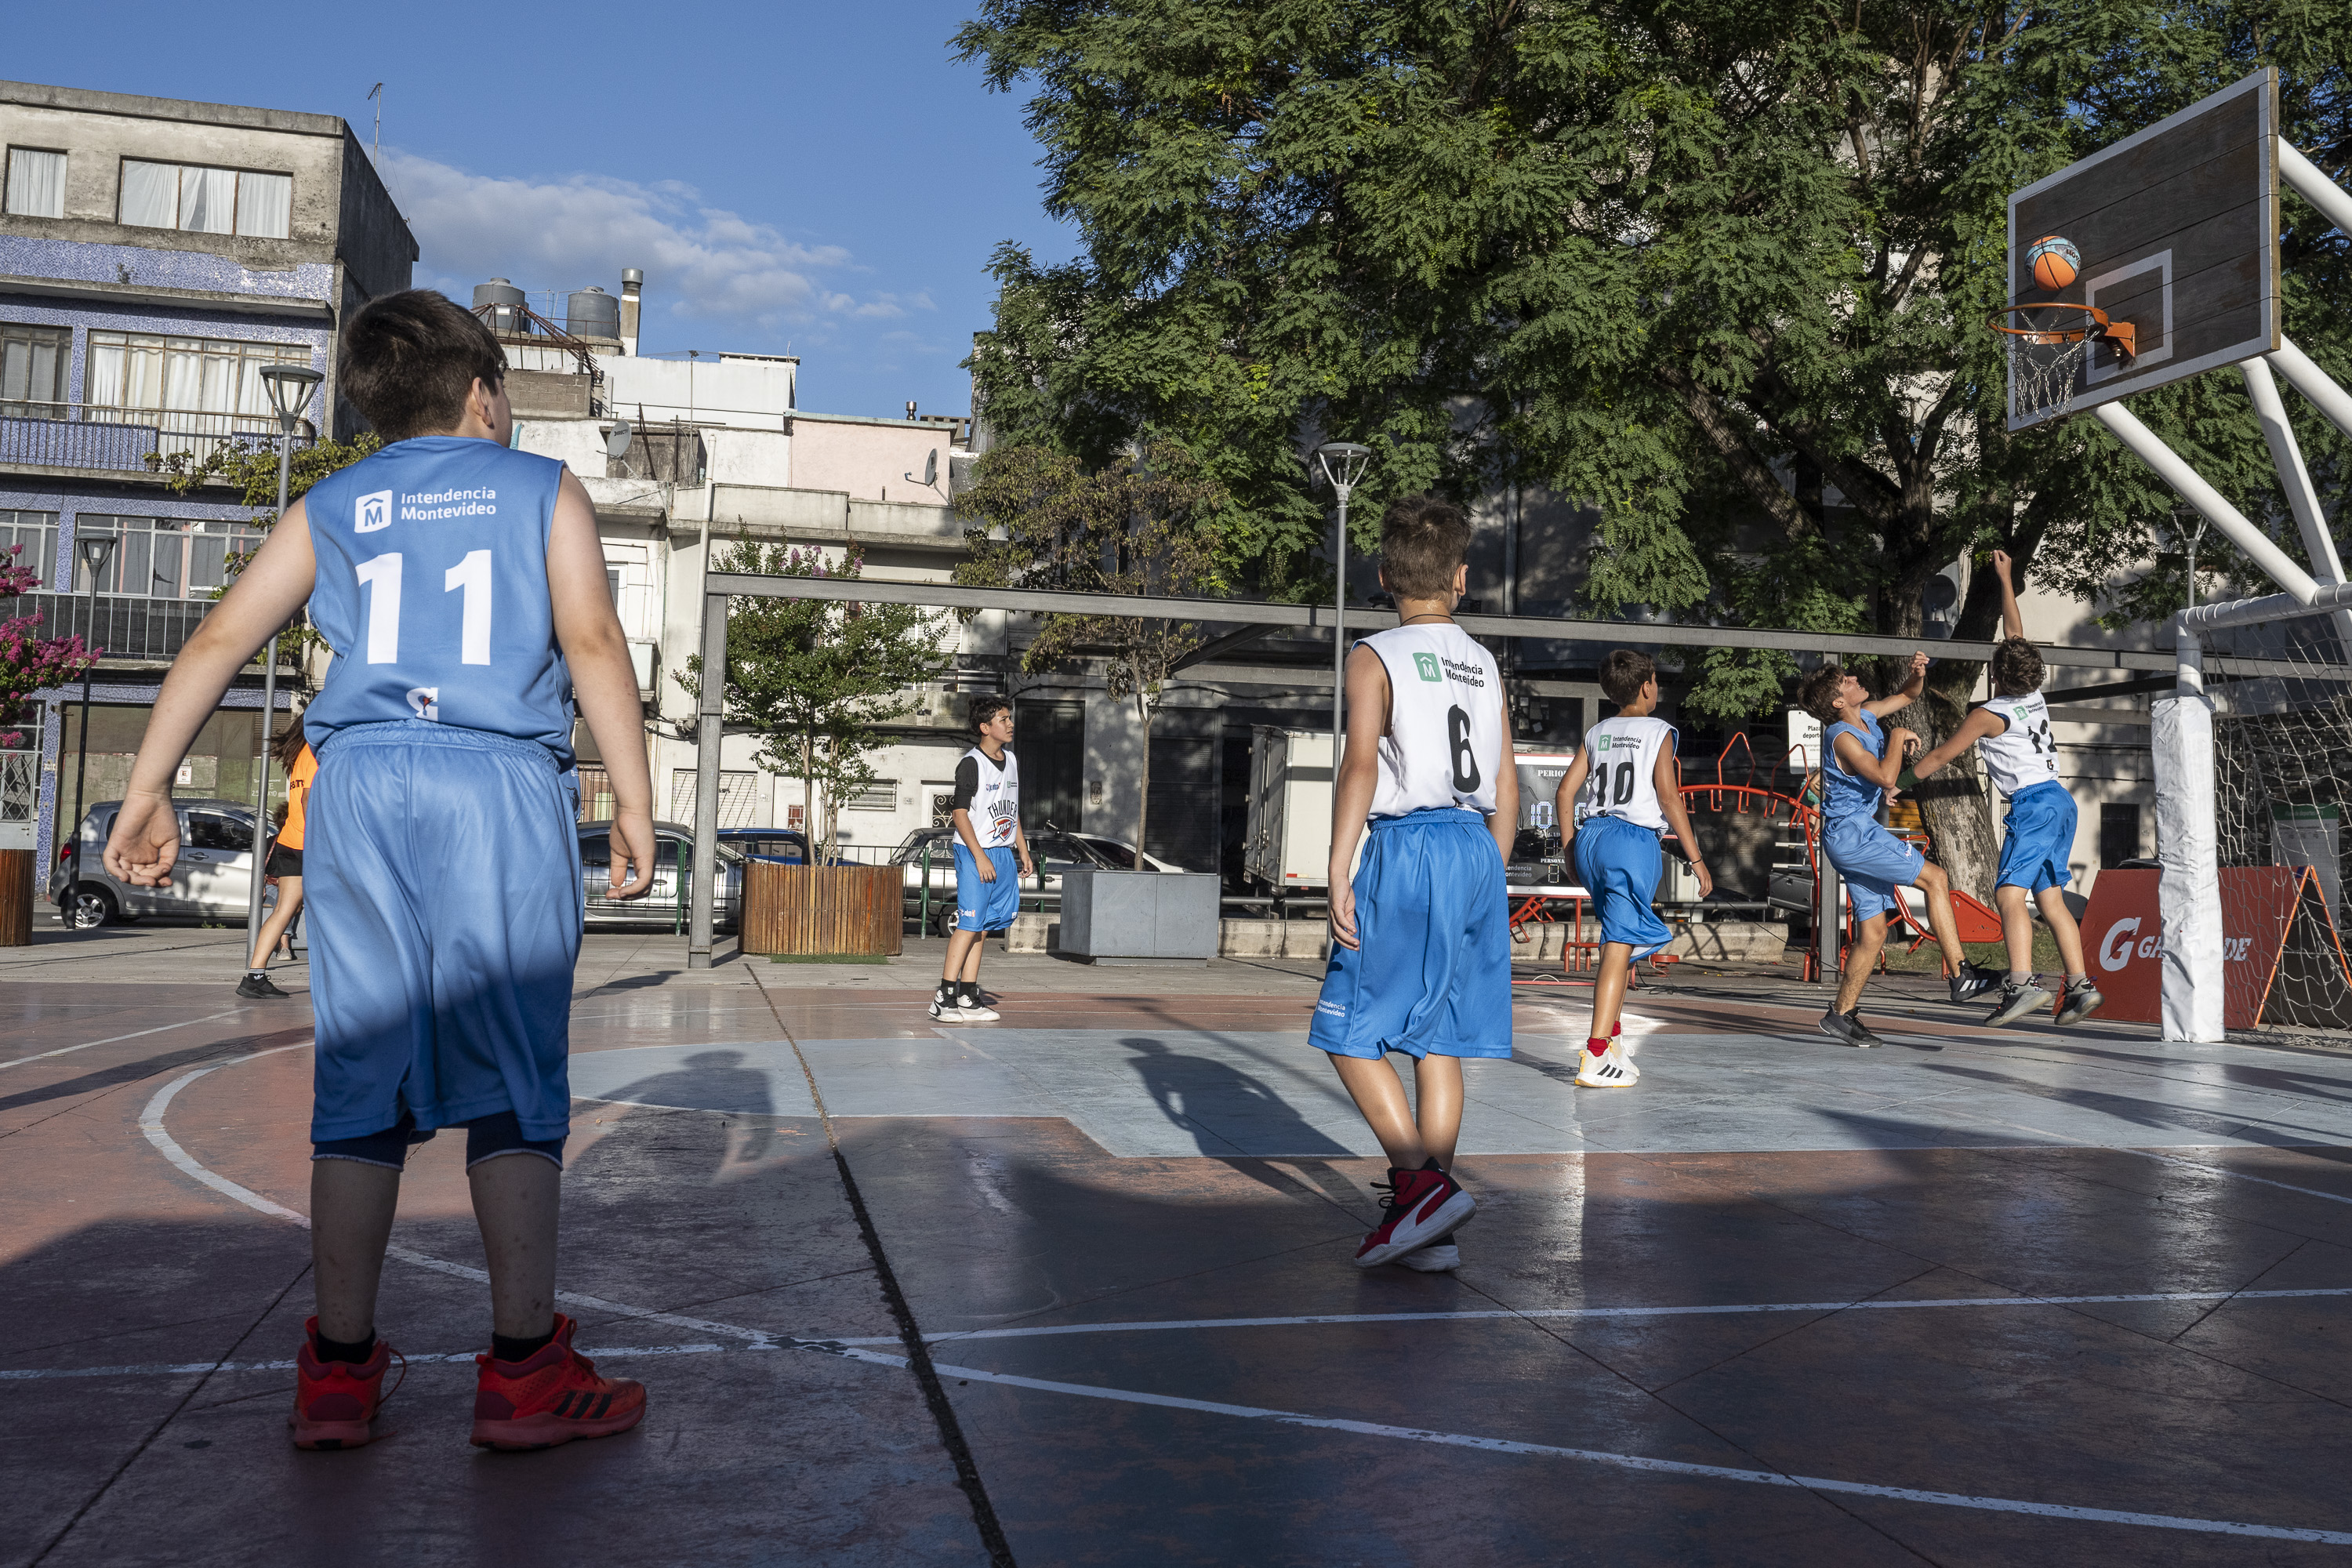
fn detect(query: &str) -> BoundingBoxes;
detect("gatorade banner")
[2082,866,2352,1030]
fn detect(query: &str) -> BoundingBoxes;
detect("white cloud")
[385,151,920,336]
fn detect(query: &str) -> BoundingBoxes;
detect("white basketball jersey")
[1579,716,1677,832]
[1974,690,2059,797]
[957,747,1022,848]
[1360,622,1504,818]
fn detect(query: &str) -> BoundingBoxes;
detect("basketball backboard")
[2006,68,2279,430]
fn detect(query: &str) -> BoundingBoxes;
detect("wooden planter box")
[742,862,903,957]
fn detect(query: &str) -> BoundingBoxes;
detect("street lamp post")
[67,529,117,913]
[1314,443,1372,761]
[246,365,324,956]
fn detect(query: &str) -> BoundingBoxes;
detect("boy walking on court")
[929,696,1034,1022]
[1797,652,2002,1046]
[1552,651,1714,1088]
[1314,496,1518,1273]
[107,290,657,1451]
[1911,551,2103,1026]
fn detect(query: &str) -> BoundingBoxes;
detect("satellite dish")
[903,448,940,488]
[605,419,633,459]
[1924,575,1958,613]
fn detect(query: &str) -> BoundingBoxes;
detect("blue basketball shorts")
[1573,815,1673,960]
[306,720,583,1145]
[1311,809,1512,1062]
[953,843,1021,933]
[1823,815,1925,924]
[1997,779,2077,895]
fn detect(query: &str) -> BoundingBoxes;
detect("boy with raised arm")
[1314,495,1518,1273]
[1552,650,1714,1088]
[1911,551,2102,1025]
[106,291,658,1452]
[1795,652,2002,1046]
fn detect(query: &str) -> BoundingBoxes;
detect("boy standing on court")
[1911,550,2103,1025]
[1314,496,1517,1272]
[1552,651,1714,1088]
[1796,653,2002,1046]
[106,290,657,1452]
[929,695,1034,1022]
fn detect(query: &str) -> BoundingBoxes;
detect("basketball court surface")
[9,930,2352,1565]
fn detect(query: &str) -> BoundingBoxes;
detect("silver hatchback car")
[49,799,267,929]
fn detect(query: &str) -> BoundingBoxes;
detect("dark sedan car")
[578,820,742,931]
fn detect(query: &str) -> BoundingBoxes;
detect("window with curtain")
[118,160,291,239]
[0,323,68,416]
[4,149,65,219]
[0,512,59,591]
[83,331,309,454]
[72,516,263,600]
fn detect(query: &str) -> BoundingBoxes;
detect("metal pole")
[687,588,726,967]
[245,434,291,955]
[1331,489,1347,758]
[70,658,93,900]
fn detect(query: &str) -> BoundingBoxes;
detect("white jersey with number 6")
[1579,716,1677,833]
[1359,622,1503,818]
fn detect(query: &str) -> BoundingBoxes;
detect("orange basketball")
[2028,234,2080,291]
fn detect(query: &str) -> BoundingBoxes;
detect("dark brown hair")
[339,289,507,441]
[1992,636,2045,697]
[1377,495,1471,599]
[1798,663,1849,724]
[970,695,1012,735]
[270,722,308,772]
[1599,650,1656,706]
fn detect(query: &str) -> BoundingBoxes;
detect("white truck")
[1245,727,1334,895]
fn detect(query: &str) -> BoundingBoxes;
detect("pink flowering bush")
[0,544,100,749]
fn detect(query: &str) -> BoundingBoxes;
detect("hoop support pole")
[2281,143,2352,238]
[688,586,727,969]
[2181,579,2352,634]
[2267,336,2352,447]
[2092,402,2321,604]
[2239,358,2352,648]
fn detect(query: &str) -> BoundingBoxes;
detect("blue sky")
[9,2,1075,421]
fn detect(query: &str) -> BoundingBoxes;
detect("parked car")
[717,827,811,864]
[578,819,743,931]
[50,799,267,930]
[887,823,1186,936]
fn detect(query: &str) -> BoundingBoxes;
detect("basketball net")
[2004,332,2096,425]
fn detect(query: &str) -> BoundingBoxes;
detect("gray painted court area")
[564,1023,2352,1159]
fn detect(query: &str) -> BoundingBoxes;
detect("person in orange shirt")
[241,724,316,999]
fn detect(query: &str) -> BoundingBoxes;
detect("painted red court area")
[12,930,2352,1565]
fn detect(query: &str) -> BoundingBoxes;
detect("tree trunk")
[800,731,816,858]
[1911,662,1998,903]
[1132,678,1152,861]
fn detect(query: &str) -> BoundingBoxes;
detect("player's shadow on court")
[597,1048,781,1167]
[1120,1036,1353,1160]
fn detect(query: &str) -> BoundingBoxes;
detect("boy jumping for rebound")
[1552,651,1714,1088]
[107,291,658,1451]
[1314,496,1517,1273]
[1911,551,2103,1026]
[1796,652,2002,1046]
[929,696,1034,1022]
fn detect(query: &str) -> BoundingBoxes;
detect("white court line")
[2131,1149,2352,1207]
[0,1007,248,1072]
[128,1044,2352,1545]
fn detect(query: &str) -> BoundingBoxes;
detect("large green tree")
[956,0,2352,894]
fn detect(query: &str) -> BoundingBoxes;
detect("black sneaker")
[2053,982,2104,1025]
[236,973,290,1000]
[1948,962,2000,1004]
[1819,1007,1882,1048]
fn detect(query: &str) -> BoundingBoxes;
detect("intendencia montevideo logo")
[399,487,499,523]
[1414,653,1441,682]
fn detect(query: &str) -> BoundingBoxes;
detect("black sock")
[492,1327,557,1363]
[314,1327,376,1364]
[959,979,978,1002]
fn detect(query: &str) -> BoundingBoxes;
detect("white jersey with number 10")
[1359,622,1503,818]
[1579,715,1677,833]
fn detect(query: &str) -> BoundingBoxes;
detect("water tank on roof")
[473,278,525,335]
[567,286,621,342]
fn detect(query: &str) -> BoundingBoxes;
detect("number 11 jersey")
[1579,715,1676,833]
[303,437,576,766]
[1359,622,1503,818]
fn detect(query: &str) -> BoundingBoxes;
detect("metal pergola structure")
[682,571,2343,967]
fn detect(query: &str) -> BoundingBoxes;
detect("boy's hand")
[1907,650,1929,684]
[103,790,181,887]
[1888,727,1918,757]
[971,854,998,883]
[607,808,657,898]
[1328,875,1359,950]
[1018,852,1036,881]
[1694,859,1715,898]
[1991,549,2014,584]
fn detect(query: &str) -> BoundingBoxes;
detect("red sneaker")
[289,1317,401,1450]
[470,1314,646,1451]
[1354,1165,1475,1268]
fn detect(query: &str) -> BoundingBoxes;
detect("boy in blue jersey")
[1795,654,2001,1046]
[1911,551,2102,1027]
[1552,650,1715,1088]
[1316,497,1518,1272]
[106,291,658,1452]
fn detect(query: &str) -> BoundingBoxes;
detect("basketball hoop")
[1989,303,2136,425]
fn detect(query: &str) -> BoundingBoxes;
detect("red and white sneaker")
[1576,1043,1639,1087]
[470,1314,647,1451]
[1353,1164,1475,1268]
[288,1317,401,1450]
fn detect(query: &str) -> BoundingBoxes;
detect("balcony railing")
[2,592,216,663]
[0,401,304,474]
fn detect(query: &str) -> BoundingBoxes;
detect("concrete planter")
[1058,869,1219,965]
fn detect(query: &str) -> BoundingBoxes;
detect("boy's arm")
[1652,742,1714,898]
[1833,728,1907,791]
[1489,699,1518,866]
[550,472,655,898]
[951,808,994,880]
[1991,550,2026,641]
[1326,644,1389,951]
[104,500,319,886]
[1861,650,1930,718]
[1553,750,1592,848]
[1012,813,1035,880]
[1913,707,2005,779]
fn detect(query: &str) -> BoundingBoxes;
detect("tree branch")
[1653,365,1809,536]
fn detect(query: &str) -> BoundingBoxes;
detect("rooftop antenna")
[367,82,383,167]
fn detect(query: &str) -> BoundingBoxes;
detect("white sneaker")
[953,993,1000,1022]
[1397,1243,1460,1272]
[1575,1044,1639,1087]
